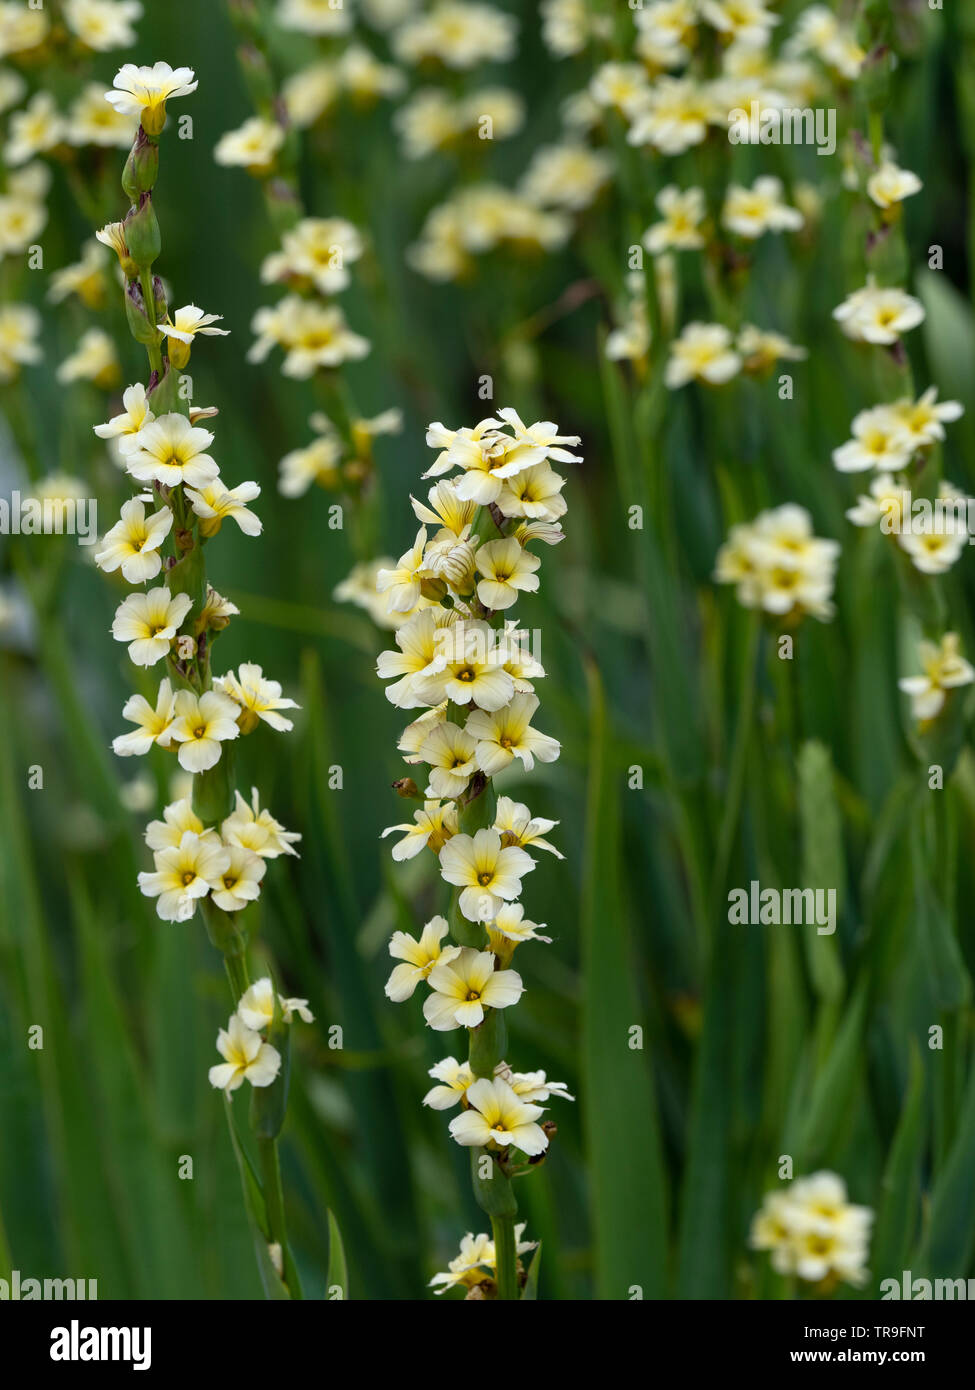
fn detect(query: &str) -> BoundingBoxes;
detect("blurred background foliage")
[1,0,974,1300]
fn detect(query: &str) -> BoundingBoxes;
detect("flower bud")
[420,576,448,602]
[122,128,160,200]
[96,220,138,280]
[167,334,192,371]
[124,196,161,270]
[152,275,167,321]
[124,280,158,344]
[237,707,261,735]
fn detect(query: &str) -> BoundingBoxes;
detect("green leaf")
[580,659,669,1300]
[521,1243,542,1300]
[326,1208,349,1301]
[913,1046,975,1278]
[222,1096,290,1301]
[867,1045,925,1290]
[797,741,846,1003]
[794,984,868,1167]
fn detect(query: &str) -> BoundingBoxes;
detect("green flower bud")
[152,274,167,322]
[122,129,160,200]
[125,196,161,270]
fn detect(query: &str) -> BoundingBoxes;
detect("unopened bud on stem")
[125,195,161,270]
[122,128,160,200]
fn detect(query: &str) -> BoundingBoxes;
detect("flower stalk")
[377,409,580,1298]
[93,60,312,1300]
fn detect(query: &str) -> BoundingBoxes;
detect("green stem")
[491,1213,518,1301]
[258,1136,303,1299]
[710,610,761,918]
[223,948,250,1001]
[139,267,163,376]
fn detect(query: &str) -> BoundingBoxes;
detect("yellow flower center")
[465,990,481,1002]
[478,872,493,886]
[193,725,207,739]
[182,871,196,886]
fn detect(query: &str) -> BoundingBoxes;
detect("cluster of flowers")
[208,975,313,1096]
[583,24,824,380]
[827,139,973,725]
[395,86,524,161]
[211,3,406,506]
[0,0,157,391]
[714,504,839,624]
[585,1,862,157]
[92,378,302,919]
[750,1172,873,1288]
[377,408,578,1292]
[136,791,300,926]
[84,62,303,934]
[840,391,967,576]
[0,158,45,381]
[429,1221,536,1297]
[0,0,142,60]
[408,184,574,284]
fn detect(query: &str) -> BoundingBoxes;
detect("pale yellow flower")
[221,787,302,858]
[215,662,300,733]
[665,322,742,389]
[138,828,230,922]
[210,844,267,913]
[64,0,142,52]
[644,185,707,255]
[381,800,459,861]
[112,678,176,756]
[168,689,242,772]
[214,116,284,171]
[438,829,534,922]
[57,327,119,388]
[0,304,42,382]
[95,497,173,582]
[899,633,975,721]
[465,693,560,776]
[5,92,64,166]
[111,586,192,666]
[125,413,219,489]
[185,479,262,537]
[260,217,363,295]
[105,61,198,135]
[423,947,524,1029]
[208,1013,281,1092]
[67,81,140,146]
[385,915,461,1002]
[448,1076,547,1155]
